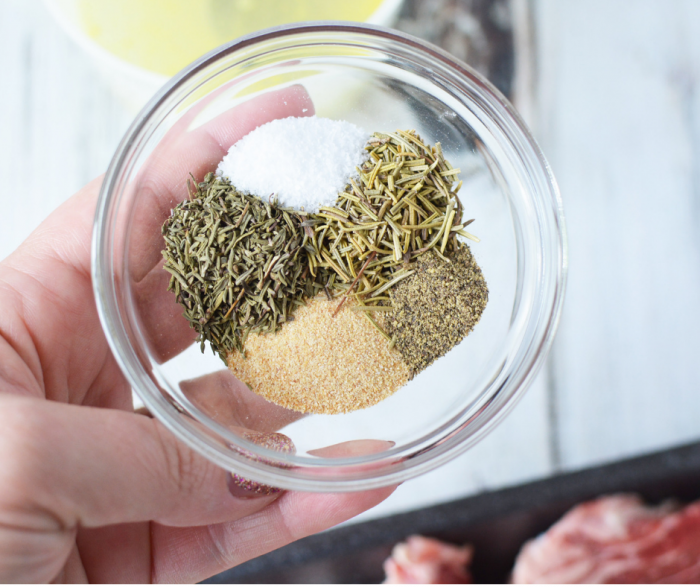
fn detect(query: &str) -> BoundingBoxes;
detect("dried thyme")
[161,173,322,360]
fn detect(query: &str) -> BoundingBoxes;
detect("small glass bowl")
[92,23,566,492]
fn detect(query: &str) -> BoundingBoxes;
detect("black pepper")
[382,247,488,375]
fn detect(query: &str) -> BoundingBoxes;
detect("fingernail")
[226,432,294,499]
[227,472,283,499]
[242,431,296,454]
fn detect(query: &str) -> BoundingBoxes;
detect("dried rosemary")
[161,173,322,360]
[307,130,478,315]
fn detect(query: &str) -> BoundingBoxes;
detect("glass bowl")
[92,22,566,492]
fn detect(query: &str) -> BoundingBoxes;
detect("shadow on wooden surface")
[205,441,700,583]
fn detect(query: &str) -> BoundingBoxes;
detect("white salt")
[216,116,369,211]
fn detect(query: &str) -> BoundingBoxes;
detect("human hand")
[0,86,396,583]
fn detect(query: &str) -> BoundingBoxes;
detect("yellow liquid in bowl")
[78,0,384,76]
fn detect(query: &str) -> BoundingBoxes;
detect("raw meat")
[512,494,700,583]
[383,535,473,584]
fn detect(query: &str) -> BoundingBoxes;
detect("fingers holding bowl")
[150,484,398,583]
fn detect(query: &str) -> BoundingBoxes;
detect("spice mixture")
[162,119,488,414]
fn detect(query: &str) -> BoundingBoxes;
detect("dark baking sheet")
[205,441,700,584]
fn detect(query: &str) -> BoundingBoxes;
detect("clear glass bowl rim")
[92,21,568,492]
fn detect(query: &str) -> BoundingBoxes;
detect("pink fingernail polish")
[241,431,296,454]
[227,432,295,499]
[227,472,282,499]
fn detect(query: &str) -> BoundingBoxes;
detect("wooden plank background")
[535,0,700,471]
[1,0,699,524]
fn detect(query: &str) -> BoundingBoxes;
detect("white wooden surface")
[535,0,700,471]
[0,1,132,259]
[2,0,700,526]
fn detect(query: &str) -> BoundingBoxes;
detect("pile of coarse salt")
[216,116,369,211]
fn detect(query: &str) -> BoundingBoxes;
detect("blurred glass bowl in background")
[45,0,405,112]
[92,23,566,492]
